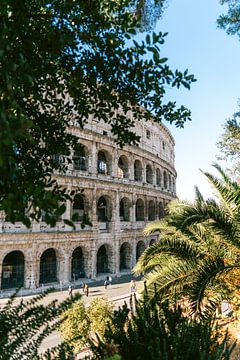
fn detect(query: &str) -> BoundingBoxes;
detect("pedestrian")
[82,282,86,294]
[109,276,112,286]
[85,284,89,297]
[68,284,73,296]
[104,279,108,289]
[130,279,136,293]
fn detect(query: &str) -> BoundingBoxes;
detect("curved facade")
[0,117,176,291]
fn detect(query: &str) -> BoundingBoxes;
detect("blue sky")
[156,0,240,200]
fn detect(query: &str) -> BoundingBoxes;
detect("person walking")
[68,284,73,296]
[109,276,112,286]
[104,279,108,290]
[130,279,136,293]
[85,284,89,297]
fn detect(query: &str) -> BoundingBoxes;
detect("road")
[0,275,142,354]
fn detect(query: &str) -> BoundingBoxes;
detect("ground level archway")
[1,251,25,289]
[39,248,57,284]
[120,243,131,271]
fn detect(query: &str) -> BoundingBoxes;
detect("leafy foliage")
[135,165,240,316]
[59,297,114,353]
[0,289,80,360]
[217,114,240,177]
[89,290,234,360]
[218,0,240,38]
[0,0,195,226]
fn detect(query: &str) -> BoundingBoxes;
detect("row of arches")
[72,195,167,223]
[72,146,175,191]
[1,241,156,290]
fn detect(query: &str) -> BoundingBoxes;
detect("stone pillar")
[90,142,97,175]
[58,249,70,285]
[132,239,137,267]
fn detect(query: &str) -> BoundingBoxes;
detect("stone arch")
[159,201,164,218]
[39,248,57,284]
[149,239,156,246]
[73,144,88,171]
[119,197,130,221]
[97,150,111,175]
[72,194,85,222]
[1,250,25,289]
[136,198,144,221]
[148,200,156,221]
[136,241,146,261]
[97,245,110,274]
[163,170,168,189]
[120,242,131,271]
[97,195,112,222]
[146,164,153,184]
[71,247,85,280]
[134,159,142,181]
[117,155,129,178]
[156,168,161,187]
[169,174,171,191]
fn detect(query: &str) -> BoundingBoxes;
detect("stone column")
[90,142,97,175]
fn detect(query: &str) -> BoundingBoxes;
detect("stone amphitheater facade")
[0,117,177,292]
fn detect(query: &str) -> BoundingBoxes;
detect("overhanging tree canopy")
[0,0,195,226]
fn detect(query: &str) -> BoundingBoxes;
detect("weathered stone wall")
[0,118,176,291]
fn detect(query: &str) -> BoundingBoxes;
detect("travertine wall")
[0,118,176,291]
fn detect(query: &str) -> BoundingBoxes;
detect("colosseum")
[0,116,176,292]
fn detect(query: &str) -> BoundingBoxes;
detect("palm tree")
[134,164,240,316]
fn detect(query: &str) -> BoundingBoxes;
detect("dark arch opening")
[97,245,109,274]
[120,243,131,270]
[97,196,108,222]
[146,164,153,184]
[71,247,85,280]
[136,241,146,261]
[73,145,87,171]
[39,248,57,284]
[118,156,129,178]
[134,160,142,181]
[150,239,156,246]
[148,200,156,221]
[1,251,24,289]
[136,199,144,221]
[119,198,130,221]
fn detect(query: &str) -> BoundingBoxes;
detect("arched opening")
[148,200,156,221]
[169,174,171,191]
[97,196,109,222]
[159,201,164,218]
[146,164,153,184]
[73,145,87,171]
[72,194,85,222]
[156,168,161,187]
[136,241,146,261]
[97,150,111,175]
[149,239,156,246]
[117,156,129,178]
[136,199,144,221]
[39,248,57,284]
[119,198,130,221]
[163,170,168,189]
[134,160,142,181]
[120,243,131,270]
[71,247,85,280]
[97,245,109,274]
[1,251,24,289]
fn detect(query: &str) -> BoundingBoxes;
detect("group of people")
[68,282,89,297]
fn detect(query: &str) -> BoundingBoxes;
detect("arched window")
[72,194,85,221]
[97,151,110,175]
[148,200,155,221]
[146,164,153,184]
[117,156,129,178]
[136,199,144,221]
[163,170,168,189]
[134,160,142,181]
[159,201,164,218]
[149,239,156,246]
[73,145,87,171]
[169,174,171,191]
[119,198,130,221]
[136,241,146,261]
[97,245,109,274]
[1,251,24,289]
[71,247,85,280]
[156,168,161,187]
[39,248,57,284]
[120,243,131,270]
[97,196,108,222]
